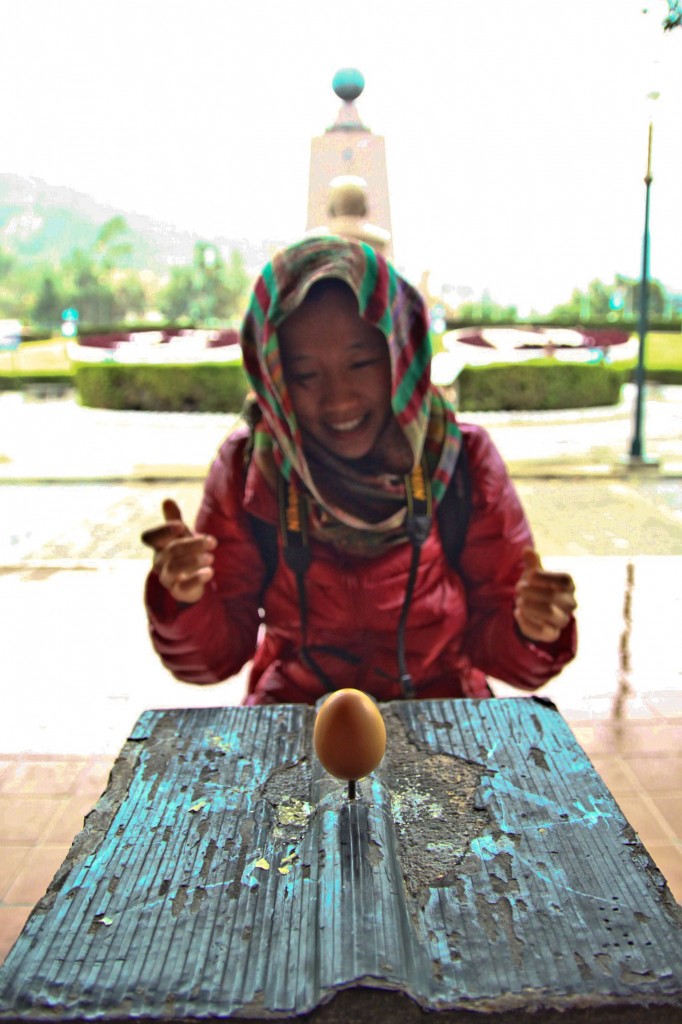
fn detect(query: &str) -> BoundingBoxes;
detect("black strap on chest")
[278,461,432,699]
[277,473,342,692]
[250,445,470,593]
[397,458,432,697]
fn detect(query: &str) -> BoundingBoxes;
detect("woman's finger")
[155,535,215,586]
[170,566,214,603]
[516,601,571,633]
[163,498,184,523]
[514,607,563,643]
[160,548,215,581]
[517,571,576,594]
[141,499,191,551]
[141,521,187,550]
[517,587,577,616]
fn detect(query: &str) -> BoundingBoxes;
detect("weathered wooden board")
[1,698,681,1022]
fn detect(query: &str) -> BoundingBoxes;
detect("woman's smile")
[328,416,364,432]
[279,281,394,463]
[315,411,382,459]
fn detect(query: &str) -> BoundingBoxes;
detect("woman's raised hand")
[513,548,577,643]
[141,499,217,604]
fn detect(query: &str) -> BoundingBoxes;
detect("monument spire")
[305,68,393,258]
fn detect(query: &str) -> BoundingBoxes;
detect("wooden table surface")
[0,698,681,1022]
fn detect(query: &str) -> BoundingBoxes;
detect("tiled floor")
[572,719,682,900]
[1,714,681,967]
[0,755,114,964]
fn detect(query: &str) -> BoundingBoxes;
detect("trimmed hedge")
[0,371,73,391]
[13,359,672,412]
[636,368,682,386]
[457,361,631,412]
[74,363,249,412]
[72,360,630,414]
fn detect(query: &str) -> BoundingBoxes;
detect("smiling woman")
[278,279,408,470]
[141,235,578,706]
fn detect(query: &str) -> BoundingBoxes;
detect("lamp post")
[627,1,681,462]
[628,111,656,462]
[625,0,679,462]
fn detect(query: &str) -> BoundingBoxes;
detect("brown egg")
[313,688,387,781]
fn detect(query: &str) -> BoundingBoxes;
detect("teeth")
[330,418,363,432]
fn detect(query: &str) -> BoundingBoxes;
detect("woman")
[142,236,577,704]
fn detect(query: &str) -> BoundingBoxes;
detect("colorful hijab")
[240,236,461,549]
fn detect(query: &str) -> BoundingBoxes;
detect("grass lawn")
[644,331,682,371]
[0,337,71,375]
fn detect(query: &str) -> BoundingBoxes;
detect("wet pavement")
[3,477,682,562]
[1,386,681,961]
[1,382,682,481]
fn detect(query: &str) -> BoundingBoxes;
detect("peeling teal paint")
[1,700,680,1021]
[470,832,517,861]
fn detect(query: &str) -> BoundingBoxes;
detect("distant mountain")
[0,174,286,273]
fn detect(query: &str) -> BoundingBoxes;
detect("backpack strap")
[395,456,432,697]
[245,444,472,695]
[278,476,347,693]
[435,441,472,571]
[247,444,472,588]
[247,513,279,601]
[273,460,433,699]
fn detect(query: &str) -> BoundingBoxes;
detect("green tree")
[0,246,14,279]
[549,287,582,321]
[0,259,51,320]
[614,273,666,319]
[0,218,254,329]
[158,264,194,322]
[62,248,117,324]
[111,273,148,320]
[550,275,668,322]
[32,275,64,327]
[585,279,611,318]
[455,299,518,323]
[58,218,150,325]
[158,243,250,323]
[222,248,250,313]
[93,216,134,272]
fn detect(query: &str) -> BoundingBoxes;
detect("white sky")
[3,0,681,312]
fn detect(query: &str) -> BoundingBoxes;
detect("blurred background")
[1,0,681,327]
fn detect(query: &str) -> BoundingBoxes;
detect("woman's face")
[279,283,393,463]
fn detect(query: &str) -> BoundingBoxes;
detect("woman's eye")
[350,358,379,371]
[292,372,317,386]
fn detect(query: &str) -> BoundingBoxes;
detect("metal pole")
[629,121,653,461]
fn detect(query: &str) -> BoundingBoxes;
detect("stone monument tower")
[306,68,393,258]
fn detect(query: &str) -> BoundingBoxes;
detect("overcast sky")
[4,0,681,311]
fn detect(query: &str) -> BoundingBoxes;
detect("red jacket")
[145,422,576,704]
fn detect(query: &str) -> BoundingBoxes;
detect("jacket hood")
[240,235,461,527]
[242,236,430,455]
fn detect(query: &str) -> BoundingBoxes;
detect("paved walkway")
[1,383,681,481]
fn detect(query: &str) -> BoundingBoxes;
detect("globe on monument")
[332,67,365,102]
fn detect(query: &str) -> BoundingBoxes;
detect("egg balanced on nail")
[313,688,387,781]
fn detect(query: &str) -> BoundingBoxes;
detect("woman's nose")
[319,372,355,410]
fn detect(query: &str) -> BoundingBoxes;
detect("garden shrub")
[0,371,74,391]
[457,361,630,412]
[633,368,682,386]
[66,359,679,413]
[74,363,249,412]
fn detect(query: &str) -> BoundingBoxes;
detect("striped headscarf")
[240,236,461,540]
